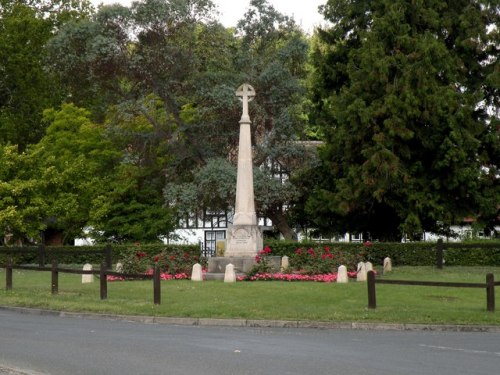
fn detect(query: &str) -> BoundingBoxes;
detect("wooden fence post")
[105,245,112,270]
[51,259,58,295]
[486,273,495,312]
[38,244,46,268]
[436,239,444,269]
[154,265,161,305]
[6,258,13,291]
[367,270,376,309]
[100,262,107,300]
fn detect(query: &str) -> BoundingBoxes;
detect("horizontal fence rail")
[0,245,112,269]
[2,260,161,305]
[367,270,496,312]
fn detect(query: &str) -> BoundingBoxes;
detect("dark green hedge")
[264,240,500,267]
[0,244,200,266]
[2,241,499,267]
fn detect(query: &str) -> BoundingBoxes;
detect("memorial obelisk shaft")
[225,84,263,257]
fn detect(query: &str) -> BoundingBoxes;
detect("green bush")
[264,240,500,267]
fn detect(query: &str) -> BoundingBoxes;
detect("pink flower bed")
[237,271,359,282]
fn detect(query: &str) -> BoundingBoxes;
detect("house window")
[204,230,226,256]
[203,209,228,229]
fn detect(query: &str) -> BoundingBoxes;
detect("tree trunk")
[267,210,298,241]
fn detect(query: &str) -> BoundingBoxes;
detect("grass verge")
[0,266,499,325]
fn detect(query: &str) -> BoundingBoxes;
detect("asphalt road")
[0,310,499,375]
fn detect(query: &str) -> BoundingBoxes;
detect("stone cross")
[235,84,255,123]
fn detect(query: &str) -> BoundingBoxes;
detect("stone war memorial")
[206,84,264,279]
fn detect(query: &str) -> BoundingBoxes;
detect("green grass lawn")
[0,266,499,325]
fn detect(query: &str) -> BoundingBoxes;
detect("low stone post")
[82,263,94,283]
[357,262,367,282]
[337,265,348,283]
[281,256,289,272]
[365,262,373,272]
[191,263,203,281]
[383,257,392,274]
[224,264,236,283]
[115,262,123,273]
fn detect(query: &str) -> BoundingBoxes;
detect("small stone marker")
[281,256,289,272]
[191,263,203,282]
[82,263,93,283]
[365,262,373,272]
[337,265,348,283]
[383,257,392,273]
[115,262,123,273]
[357,262,367,282]
[224,263,236,283]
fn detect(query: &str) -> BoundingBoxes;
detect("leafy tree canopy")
[307,0,499,240]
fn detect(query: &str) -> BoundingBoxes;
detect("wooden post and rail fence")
[367,270,499,312]
[4,260,162,305]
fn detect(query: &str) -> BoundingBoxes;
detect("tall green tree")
[0,103,120,244]
[164,0,312,240]
[307,0,499,240]
[0,0,92,151]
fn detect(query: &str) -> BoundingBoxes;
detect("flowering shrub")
[119,246,203,276]
[246,246,279,278]
[153,248,201,275]
[120,251,151,274]
[290,245,365,275]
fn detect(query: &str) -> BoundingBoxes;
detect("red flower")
[169,255,176,260]
[255,255,261,263]
[263,246,272,254]
[328,253,334,259]
[295,248,302,254]
[153,255,161,262]
[321,254,327,260]
[324,246,330,253]
[136,252,147,258]
[363,241,372,247]
[307,248,315,257]
[183,253,190,259]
